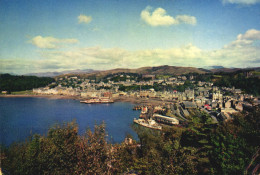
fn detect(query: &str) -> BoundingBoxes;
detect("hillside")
[57,65,207,78]
[0,74,55,93]
[210,67,260,73]
[26,69,95,77]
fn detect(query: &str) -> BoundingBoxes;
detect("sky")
[0,0,260,74]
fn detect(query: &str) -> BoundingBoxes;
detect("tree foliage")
[1,106,260,174]
[0,74,54,93]
[213,72,260,95]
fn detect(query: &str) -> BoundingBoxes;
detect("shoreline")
[113,96,173,105]
[0,94,81,100]
[0,94,171,105]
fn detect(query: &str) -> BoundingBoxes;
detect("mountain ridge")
[56,65,207,78]
[25,69,95,77]
[21,65,260,78]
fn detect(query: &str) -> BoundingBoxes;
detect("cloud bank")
[140,6,197,26]
[1,29,260,74]
[30,36,78,49]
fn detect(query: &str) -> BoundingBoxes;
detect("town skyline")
[1,0,260,74]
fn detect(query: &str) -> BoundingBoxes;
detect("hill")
[57,65,207,78]
[210,67,260,73]
[0,74,55,93]
[25,69,95,77]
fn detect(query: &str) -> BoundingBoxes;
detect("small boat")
[133,118,162,130]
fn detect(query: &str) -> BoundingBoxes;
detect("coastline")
[0,94,81,100]
[113,96,172,105]
[0,94,171,105]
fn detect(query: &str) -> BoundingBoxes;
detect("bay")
[0,97,140,146]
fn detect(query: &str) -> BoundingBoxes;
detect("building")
[182,101,197,109]
[153,114,179,125]
[212,91,223,101]
[142,74,155,80]
[224,100,231,108]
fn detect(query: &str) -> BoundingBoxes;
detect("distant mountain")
[25,69,95,77]
[135,65,207,75]
[210,67,242,73]
[198,68,212,73]
[210,67,260,73]
[203,65,241,73]
[58,65,208,78]
[207,66,225,69]
[18,66,260,78]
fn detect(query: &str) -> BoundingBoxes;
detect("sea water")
[0,97,140,146]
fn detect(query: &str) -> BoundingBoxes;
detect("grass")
[11,90,34,95]
[253,71,260,75]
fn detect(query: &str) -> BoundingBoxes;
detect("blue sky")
[0,0,260,74]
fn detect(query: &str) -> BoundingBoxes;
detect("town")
[32,72,259,128]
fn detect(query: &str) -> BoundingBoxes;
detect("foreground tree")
[1,106,259,174]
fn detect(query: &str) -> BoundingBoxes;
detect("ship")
[153,114,179,125]
[133,118,162,130]
[80,97,114,104]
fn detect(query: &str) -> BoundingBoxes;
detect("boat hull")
[133,119,162,130]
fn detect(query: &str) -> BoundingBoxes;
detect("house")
[212,91,223,101]
[182,101,197,109]
[221,107,238,114]
[235,102,243,111]
[184,89,194,100]
[212,102,218,109]
[233,89,242,94]
[103,92,112,98]
[224,100,231,108]
[142,74,155,80]
[204,104,212,111]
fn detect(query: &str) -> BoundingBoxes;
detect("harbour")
[0,97,139,146]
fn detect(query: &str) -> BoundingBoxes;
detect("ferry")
[153,114,179,125]
[133,118,162,130]
[80,97,114,104]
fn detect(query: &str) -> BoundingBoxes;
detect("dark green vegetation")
[0,74,54,93]
[1,106,259,174]
[213,72,260,96]
[191,70,260,96]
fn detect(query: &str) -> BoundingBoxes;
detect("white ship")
[133,118,162,130]
[80,97,114,104]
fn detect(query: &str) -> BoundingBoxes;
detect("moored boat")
[133,118,162,130]
[80,97,114,104]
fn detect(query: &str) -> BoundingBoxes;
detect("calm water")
[0,97,140,146]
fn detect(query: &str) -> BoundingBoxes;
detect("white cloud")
[237,29,260,40]
[222,0,260,5]
[209,29,260,67]
[225,29,260,48]
[2,29,260,74]
[78,14,92,24]
[141,7,176,26]
[34,29,259,70]
[140,6,197,26]
[30,36,78,49]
